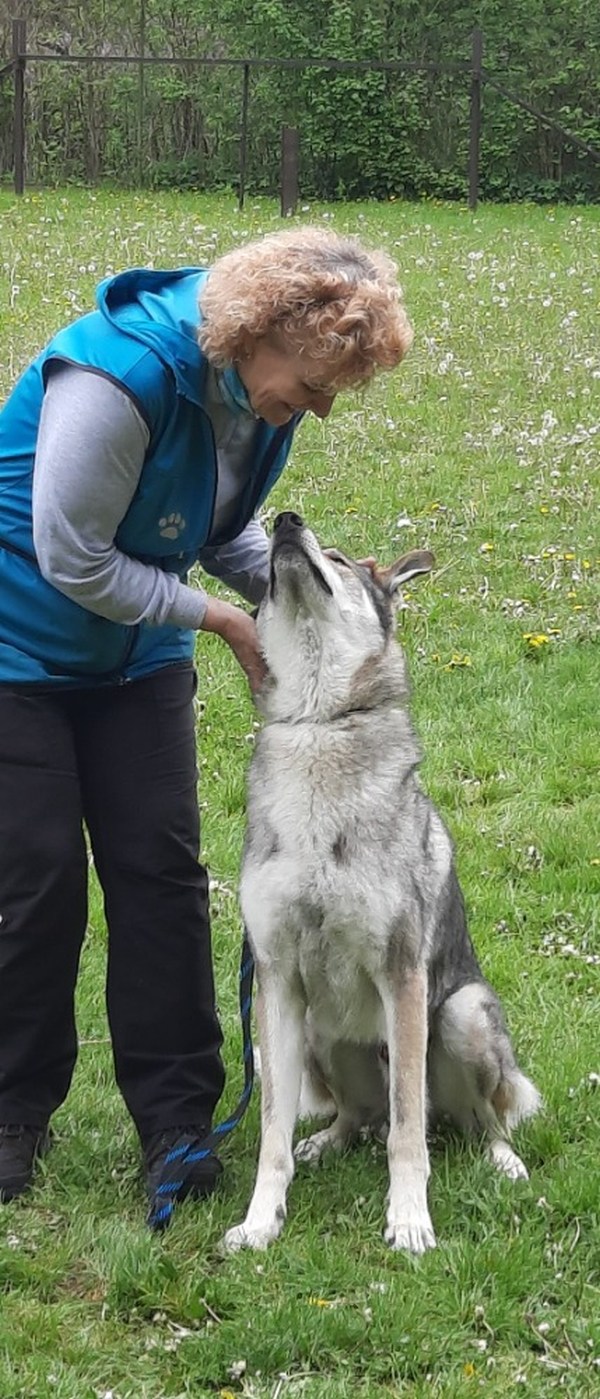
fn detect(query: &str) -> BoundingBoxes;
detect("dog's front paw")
[222,1206,285,1253]
[222,1221,272,1252]
[384,1206,436,1255]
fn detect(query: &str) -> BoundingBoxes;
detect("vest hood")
[96,267,210,404]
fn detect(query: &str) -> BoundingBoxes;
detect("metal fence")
[2,22,599,210]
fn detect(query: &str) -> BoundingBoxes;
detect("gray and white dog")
[224,512,540,1255]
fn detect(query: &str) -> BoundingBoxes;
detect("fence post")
[238,63,250,210]
[12,17,26,195]
[280,125,299,217]
[468,27,483,211]
[138,0,146,186]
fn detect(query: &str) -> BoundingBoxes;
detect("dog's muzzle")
[270,513,333,598]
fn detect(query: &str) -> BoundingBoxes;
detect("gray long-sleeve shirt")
[32,363,271,630]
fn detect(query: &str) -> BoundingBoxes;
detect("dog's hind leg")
[297,1041,336,1121]
[295,1039,387,1163]
[223,969,305,1251]
[253,1042,334,1120]
[294,1110,357,1165]
[429,982,541,1180]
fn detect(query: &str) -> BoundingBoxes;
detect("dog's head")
[256,512,434,722]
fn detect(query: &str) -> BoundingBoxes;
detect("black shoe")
[142,1125,223,1204]
[0,1123,51,1202]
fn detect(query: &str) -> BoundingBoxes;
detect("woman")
[0,226,413,1214]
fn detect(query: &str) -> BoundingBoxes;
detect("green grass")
[0,190,598,1399]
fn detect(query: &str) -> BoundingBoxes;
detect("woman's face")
[237,334,338,426]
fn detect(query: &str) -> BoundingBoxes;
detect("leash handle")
[147,931,255,1231]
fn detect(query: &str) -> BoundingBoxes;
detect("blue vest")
[0,268,297,684]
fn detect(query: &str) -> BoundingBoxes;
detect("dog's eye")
[327,551,351,568]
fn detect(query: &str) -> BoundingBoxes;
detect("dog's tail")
[492,1068,541,1133]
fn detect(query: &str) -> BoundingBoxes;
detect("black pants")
[0,665,224,1139]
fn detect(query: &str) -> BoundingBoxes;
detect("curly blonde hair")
[198,226,413,391]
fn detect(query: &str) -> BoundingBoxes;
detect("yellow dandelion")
[308,1296,332,1308]
[480,541,494,553]
[567,590,578,599]
[444,653,472,670]
[563,551,575,560]
[463,1362,476,1377]
[523,633,550,648]
[583,560,591,569]
[539,505,549,514]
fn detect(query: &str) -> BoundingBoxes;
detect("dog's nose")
[274,511,304,531]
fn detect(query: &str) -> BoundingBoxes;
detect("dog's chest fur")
[242,710,452,1041]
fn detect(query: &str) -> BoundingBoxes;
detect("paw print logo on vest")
[159,513,186,540]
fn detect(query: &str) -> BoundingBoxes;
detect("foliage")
[0,1,598,200]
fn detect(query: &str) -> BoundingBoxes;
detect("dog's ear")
[374,549,435,596]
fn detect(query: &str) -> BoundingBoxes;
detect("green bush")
[1,0,598,201]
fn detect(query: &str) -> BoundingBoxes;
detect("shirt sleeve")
[32,363,211,630]
[198,517,271,606]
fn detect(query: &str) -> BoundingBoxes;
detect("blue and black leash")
[147,931,255,1232]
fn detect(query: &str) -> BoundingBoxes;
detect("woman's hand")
[200,598,268,695]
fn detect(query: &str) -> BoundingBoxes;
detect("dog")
[224,511,540,1255]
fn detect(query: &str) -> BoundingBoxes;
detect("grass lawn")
[0,189,598,1399]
